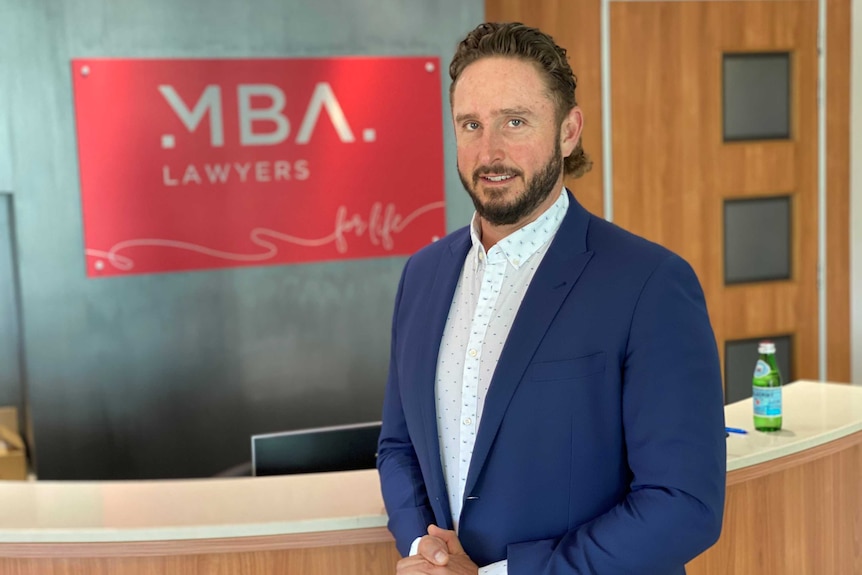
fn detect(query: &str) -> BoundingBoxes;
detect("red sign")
[71,57,446,277]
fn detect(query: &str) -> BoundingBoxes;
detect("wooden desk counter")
[0,469,398,574]
[688,380,862,575]
[0,381,859,574]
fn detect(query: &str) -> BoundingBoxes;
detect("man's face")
[451,57,571,227]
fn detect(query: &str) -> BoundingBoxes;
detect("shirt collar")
[469,188,569,269]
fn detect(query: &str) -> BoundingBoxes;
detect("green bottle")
[752,341,782,431]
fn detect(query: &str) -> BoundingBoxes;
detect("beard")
[458,139,563,226]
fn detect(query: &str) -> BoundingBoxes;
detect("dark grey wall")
[0,0,481,479]
[0,12,23,438]
[0,197,23,416]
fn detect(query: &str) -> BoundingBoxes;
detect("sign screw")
[81,65,90,77]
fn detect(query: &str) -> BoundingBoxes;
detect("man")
[377,22,726,575]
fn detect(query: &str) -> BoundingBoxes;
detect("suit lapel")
[417,232,471,528]
[463,193,594,501]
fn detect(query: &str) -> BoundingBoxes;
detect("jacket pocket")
[527,352,606,382]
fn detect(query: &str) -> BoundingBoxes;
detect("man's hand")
[395,525,479,574]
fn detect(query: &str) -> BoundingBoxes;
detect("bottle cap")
[758,341,776,354]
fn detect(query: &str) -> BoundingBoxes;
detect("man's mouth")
[475,171,520,186]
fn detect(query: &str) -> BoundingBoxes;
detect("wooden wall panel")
[610,1,820,383]
[826,0,852,382]
[485,0,604,217]
[485,1,850,383]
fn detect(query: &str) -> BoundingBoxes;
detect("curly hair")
[449,22,592,179]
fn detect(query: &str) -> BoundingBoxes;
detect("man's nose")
[478,128,505,166]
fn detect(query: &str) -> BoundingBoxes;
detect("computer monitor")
[251,421,382,477]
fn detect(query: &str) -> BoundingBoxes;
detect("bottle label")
[753,359,771,378]
[753,387,782,417]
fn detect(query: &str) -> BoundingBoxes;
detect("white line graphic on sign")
[85,201,446,271]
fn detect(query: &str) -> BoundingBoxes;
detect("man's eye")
[509,119,523,127]
[466,122,480,131]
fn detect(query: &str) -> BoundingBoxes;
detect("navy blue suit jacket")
[377,192,726,574]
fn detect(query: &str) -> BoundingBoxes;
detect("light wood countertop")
[1,380,859,545]
[724,380,862,471]
[0,468,388,544]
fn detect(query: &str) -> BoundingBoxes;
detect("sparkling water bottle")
[752,341,782,431]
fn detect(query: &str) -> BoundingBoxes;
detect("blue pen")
[725,427,748,435]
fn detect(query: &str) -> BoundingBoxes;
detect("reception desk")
[0,380,860,574]
[688,380,862,575]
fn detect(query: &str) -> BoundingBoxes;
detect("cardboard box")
[0,406,28,480]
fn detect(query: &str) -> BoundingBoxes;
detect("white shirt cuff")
[409,536,422,556]
[479,559,508,574]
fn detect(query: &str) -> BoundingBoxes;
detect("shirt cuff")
[409,536,422,556]
[479,559,508,575]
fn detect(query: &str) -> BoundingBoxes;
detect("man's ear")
[560,106,584,158]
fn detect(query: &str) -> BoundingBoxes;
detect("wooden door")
[486,0,851,389]
[610,1,819,387]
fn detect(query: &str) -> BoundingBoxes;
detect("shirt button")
[512,258,520,266]
[469,349,478,357]
[464,418,472,425]
[478,252,485,261]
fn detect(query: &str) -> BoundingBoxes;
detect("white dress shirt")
[409,189,569,574]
